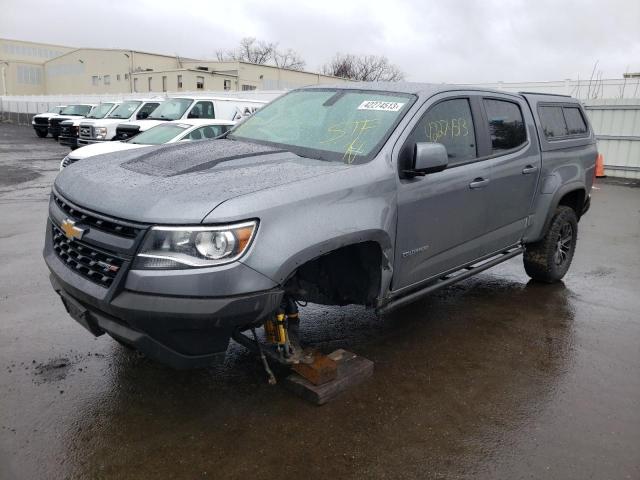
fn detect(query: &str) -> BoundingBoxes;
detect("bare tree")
[322,53,404,82]
[216,38,307,71]
[216,37,275,65]
[273,48,306,71]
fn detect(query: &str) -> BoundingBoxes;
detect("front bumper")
[44,196,282,369]
[78,138,105,146]
[59,135,78,149]
[49,272,282,369]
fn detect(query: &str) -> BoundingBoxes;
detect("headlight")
[133,221,258,269]
[95,127,107,139]
[60,155,69,171]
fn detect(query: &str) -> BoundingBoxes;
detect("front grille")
[49,118,65,135]
[52,224,124,288]
[53,193,140,239]
[114,125,140,140]
[34,117,49,125]
[79,126,92,139]
[61,157,78,169]
[60,124,76,137]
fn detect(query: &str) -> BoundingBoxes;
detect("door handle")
[469,177,490,189]
[522,165,538,174]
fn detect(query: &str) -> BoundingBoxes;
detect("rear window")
[563,107,588,135]
[538,106,568,138]
[484,99,527,152]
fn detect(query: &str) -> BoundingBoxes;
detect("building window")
[124,73,129,80]
[196,76,204,89]
[224,79,231,91]
[92,76,99,86]
[177,75,183,89]
[241,84,257,91]
[148,77,153,91]
[116,74,121,81]
[104,75,111,86]
[162,76,167,92]
[133,77,139,92]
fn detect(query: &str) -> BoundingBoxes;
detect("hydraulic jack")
[232,296,310,384]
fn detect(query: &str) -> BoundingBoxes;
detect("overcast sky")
[2,0,639,83]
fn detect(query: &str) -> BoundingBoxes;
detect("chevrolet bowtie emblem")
[60,218,87,241]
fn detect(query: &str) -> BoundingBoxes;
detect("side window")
[484,99,527,152]
[188,101,215,119]
[137,103,159,120]
[405,98,476,165]
[563,106,588,135]
[538,106,568,138]
[186,125,225,140]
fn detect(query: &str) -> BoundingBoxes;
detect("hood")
[82,118,126,127]
[55,139,352,224]
[119,119,165,131]
[69,141,145,160]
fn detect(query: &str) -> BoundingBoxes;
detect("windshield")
[86,103,115,119]
[229,89,414,164]
[60,105,93,116]
[147,99,193,120]
[49,106,66,114]
[128,123,190,145]
[107,101,142,119]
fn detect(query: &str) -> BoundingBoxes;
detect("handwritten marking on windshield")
[320,119,378,164]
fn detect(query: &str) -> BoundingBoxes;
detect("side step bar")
[378,246,524,315]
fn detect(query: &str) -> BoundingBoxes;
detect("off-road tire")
[523,206,578,283]
[35,129,48,138]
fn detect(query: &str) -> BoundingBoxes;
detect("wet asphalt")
[0,123,638,480]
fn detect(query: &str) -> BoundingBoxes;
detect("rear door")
[478,94,541,253]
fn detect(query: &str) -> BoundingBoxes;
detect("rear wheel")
[523,206,578,283]
[35,129,47,138]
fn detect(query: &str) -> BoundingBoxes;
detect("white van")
[113,96,266,140]
[77,99,163,146]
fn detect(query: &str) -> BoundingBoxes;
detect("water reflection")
[61,270,576,478]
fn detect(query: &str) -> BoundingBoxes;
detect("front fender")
[205,161,397,292]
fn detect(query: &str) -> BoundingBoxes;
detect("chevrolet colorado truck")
[113,96,266,140]
[44,83,596,369]
[78,99,162,146]
[32,105,66,138]
[59,102,120,150]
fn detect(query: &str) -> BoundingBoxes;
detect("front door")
[393,95,492,291]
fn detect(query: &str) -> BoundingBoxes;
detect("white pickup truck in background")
[113,96,266,140]
[77,99,163,146]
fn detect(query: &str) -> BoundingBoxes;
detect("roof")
[168,118,236,127]
[303,81,527,98]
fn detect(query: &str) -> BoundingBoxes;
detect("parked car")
[31,106,67,138]
[77,99,163,146]
[113,96,265,140]
[44,83,596,369]
[48,104,96,140]
[60,119,235,169]
[59,102,121,150]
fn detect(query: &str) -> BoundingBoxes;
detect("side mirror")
[137,112,149,120]
[404,142,448,177]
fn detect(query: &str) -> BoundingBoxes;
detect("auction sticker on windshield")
[357,100,405,112]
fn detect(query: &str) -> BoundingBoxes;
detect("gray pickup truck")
[44,83,596,369]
